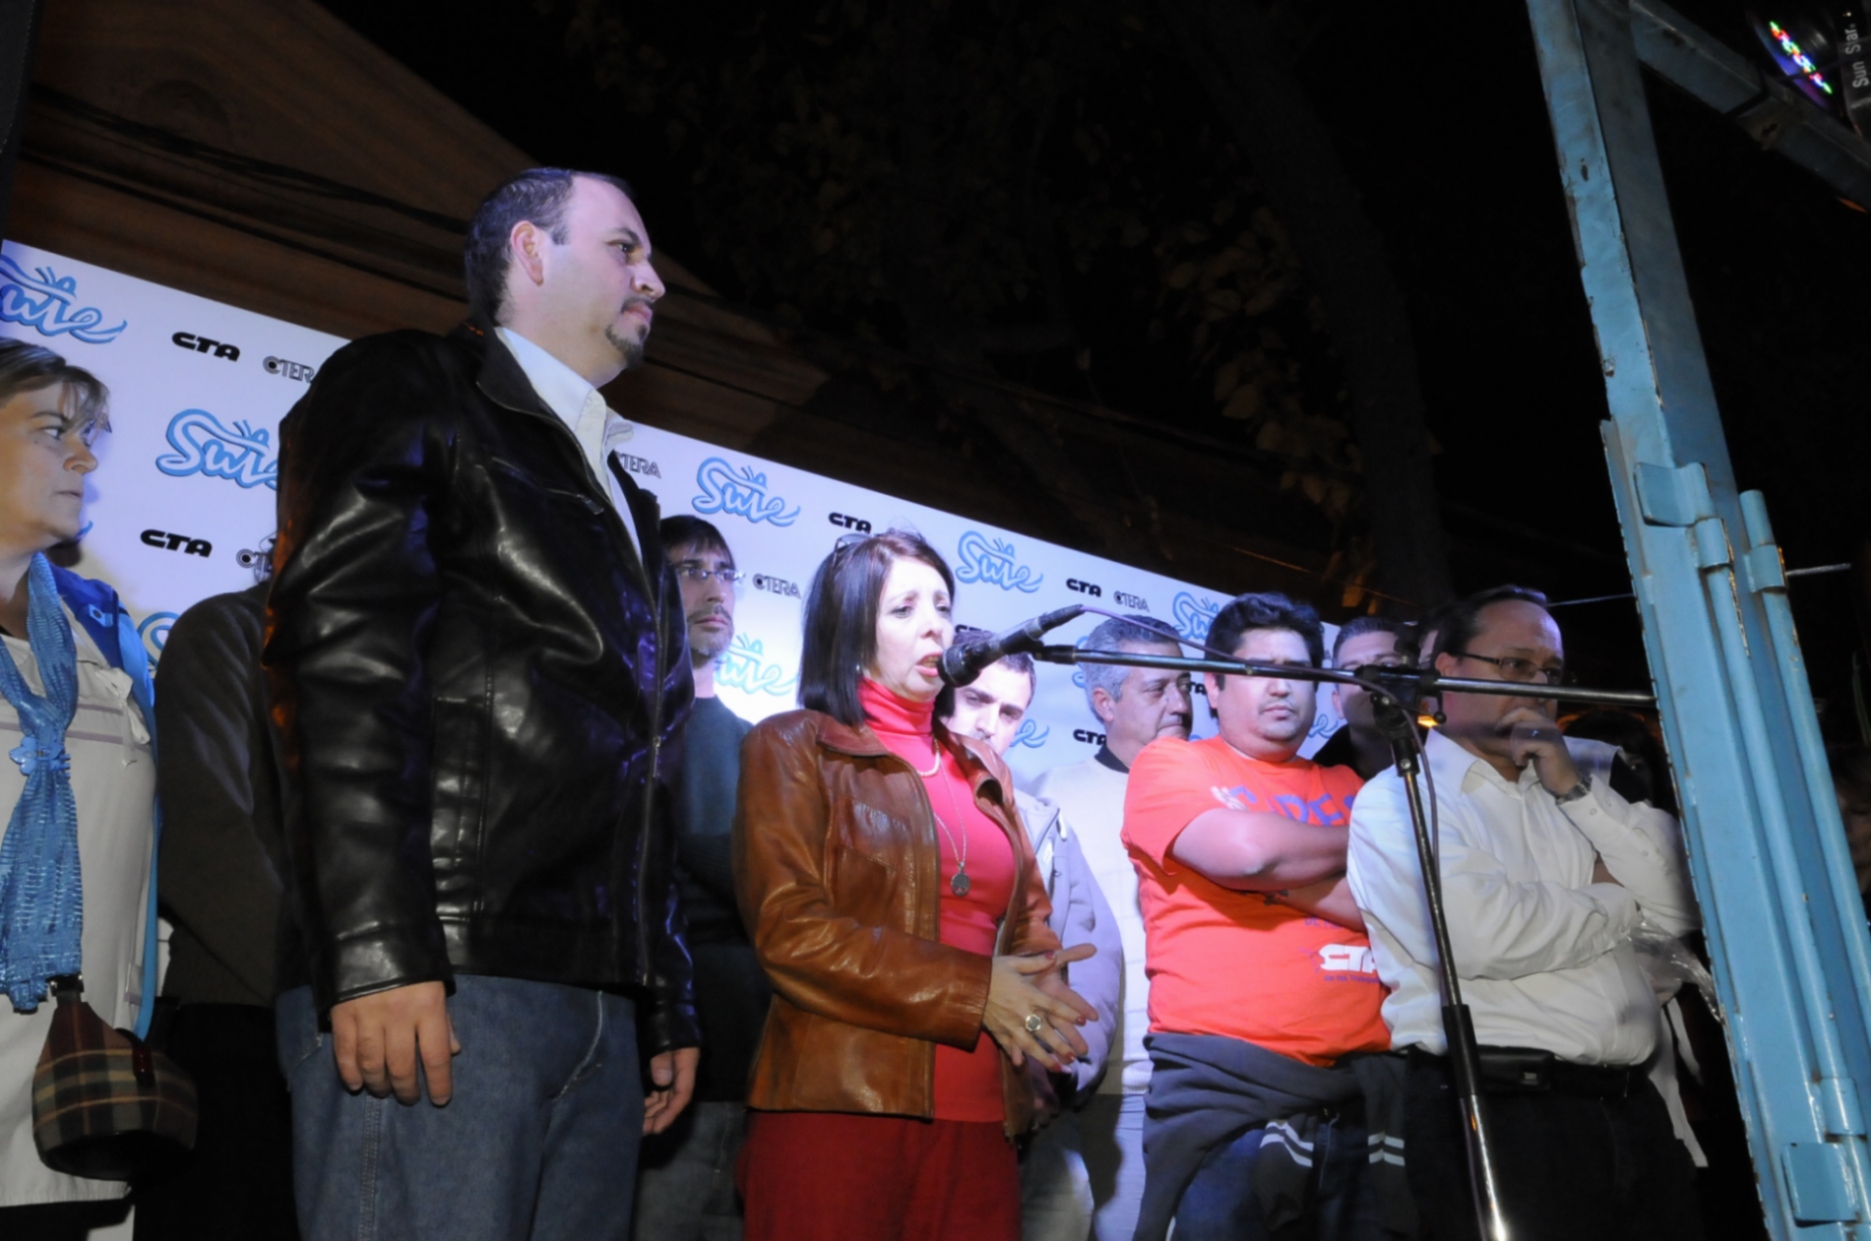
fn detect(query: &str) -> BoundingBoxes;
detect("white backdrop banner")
[0,240,1343,785]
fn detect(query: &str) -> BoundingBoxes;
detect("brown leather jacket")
[732,708,1061,1137]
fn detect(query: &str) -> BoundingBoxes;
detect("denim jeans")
[277,978,642,1241]
[634,1100,745,1241]
[1173,1110,1378,1241]
[1080,1092,1147,1241]
[1021,1109,1093,1241]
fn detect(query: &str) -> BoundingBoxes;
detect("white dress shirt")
[495,326,642,563]
[1346,728,1699,1066]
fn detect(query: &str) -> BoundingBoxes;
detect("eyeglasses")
[1450,651,1568,685]
[673,564,744,585]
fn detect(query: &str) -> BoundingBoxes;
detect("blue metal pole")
[1523,0,1871,1234]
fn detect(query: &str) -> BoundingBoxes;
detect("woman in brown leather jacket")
[732,530,1098,1241]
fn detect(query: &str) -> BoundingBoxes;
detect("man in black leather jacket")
[264,168,698,1241]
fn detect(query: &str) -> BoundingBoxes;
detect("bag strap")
[50,568,161,1040]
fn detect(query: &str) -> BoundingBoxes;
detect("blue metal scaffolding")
[1526,0,1871,1233]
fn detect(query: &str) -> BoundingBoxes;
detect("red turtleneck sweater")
[860,678,1015,1121]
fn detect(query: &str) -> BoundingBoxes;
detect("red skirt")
[738,1110,1019,1241]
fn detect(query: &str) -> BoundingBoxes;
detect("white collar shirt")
[1345,728,1699,1066]
[495,326,642,563]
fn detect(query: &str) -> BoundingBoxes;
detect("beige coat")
[0,607,155,1207]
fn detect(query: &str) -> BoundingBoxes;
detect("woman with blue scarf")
[0,339,158,1231]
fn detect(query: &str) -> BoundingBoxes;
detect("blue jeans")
[1021,1108,1093,1241]
[1174,1110,1378,1241]
[277,978,643,1241]
[633,1100,745,1241]
[1080,1092,1147,1241]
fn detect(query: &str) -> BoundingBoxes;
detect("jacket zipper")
[636,486,665,983]
[481,385,665,982]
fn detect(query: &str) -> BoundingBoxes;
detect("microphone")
[940,605,1087,688]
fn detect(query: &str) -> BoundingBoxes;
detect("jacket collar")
[1015,788,1061,847]
[452,317,556,422]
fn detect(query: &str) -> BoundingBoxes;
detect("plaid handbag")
[30,974,197,1180]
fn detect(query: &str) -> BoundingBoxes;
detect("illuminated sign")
[1769,18,1835,95]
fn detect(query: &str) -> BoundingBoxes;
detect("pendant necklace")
[926,745,972,897]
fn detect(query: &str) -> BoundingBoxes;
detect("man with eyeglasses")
[635,514,765,1241]
[1312,616,1413,780]
[1346,585,1702,1241]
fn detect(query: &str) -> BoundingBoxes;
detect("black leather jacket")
[264,321,697,1054]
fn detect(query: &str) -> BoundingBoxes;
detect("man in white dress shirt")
[1346,586,1703,1241]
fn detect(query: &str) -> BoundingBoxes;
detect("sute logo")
[263,355,316,382]
[136,611,177,666]
[1172,592,1222,643]
[692,457,801,527]
[828,512,873,533]
[954,531,1043,594]
[140,529,212,558]
[752,573,801,599]
[1010,719,1051,749]
[0,255,127,343]
[717,633,800,697]
[1066,579,1103,598]
[1072,728,1107,746]
[172,331,241,361]
[1114,591,1150,611]
[617,453,661,479]
[156,410,280,490]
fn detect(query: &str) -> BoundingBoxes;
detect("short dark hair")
[659,515,731,562]
[463,168,636,322]
[1331,615,1410,664]
[1429,585,1551,665]
[933,629,1036,721]
[799,530,955,727]
[1208,592,1325,676]
[0,338,108,440]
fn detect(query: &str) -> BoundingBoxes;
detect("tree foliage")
[546,0,1383,595]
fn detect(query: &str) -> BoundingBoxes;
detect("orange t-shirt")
[1121,735,1388,1066]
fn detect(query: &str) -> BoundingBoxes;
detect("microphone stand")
[1032,644,1657,1241]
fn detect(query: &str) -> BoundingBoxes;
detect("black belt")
[1408,1045,1641,1099]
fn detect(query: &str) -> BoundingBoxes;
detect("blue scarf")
[0,553,82,1010]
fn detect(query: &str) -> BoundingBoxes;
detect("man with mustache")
[267,168,696,1241]
[1121,593,1393,1241]
[1346,586,1701,1241]
[635,515,762,1240]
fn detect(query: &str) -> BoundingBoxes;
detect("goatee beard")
[691,625,732,664]
[606,325,646,372]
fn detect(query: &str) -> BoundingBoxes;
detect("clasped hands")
[983,943,1099,1072]
[1501,706,1623,889]
[328,980,699,1134]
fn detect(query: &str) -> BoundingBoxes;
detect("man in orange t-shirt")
[1122,593,1392,1241]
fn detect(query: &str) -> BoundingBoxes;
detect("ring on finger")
[1024,1012,1045,1034]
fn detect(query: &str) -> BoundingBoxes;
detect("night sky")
[317,0,1871,730]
